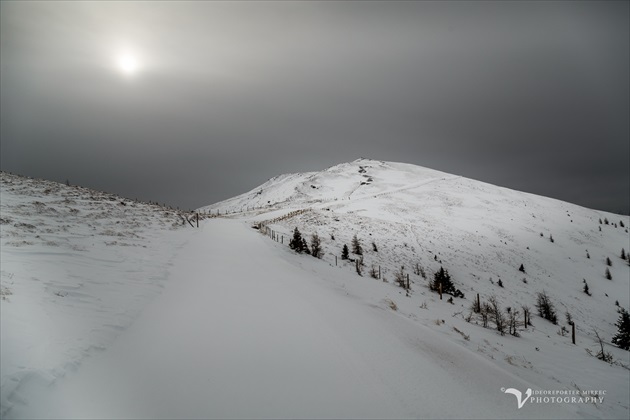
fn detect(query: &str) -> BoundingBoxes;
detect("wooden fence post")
[196,213,199,228]
[406,273,410,290]
[335,255,337,266]
[476,293,480,313]
[572,323,576,345]
[378,265,381,279]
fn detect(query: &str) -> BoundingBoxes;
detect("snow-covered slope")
[201,160,630,336]
[199,158,630,417]
[0,172,190,417]
[2,162,629,419]
[9,219,610,420]
[200,160,457,212]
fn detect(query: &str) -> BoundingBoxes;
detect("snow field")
[2,160,629,419]
[12,219,593,419]
[1,173,189,417]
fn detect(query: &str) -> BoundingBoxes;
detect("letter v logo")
[502,387,532,409]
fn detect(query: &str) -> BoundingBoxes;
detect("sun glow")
[116,52,141,77]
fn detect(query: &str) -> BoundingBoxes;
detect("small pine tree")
[606,257,612,266]
[431,266,453,293]
[549,234,554,243]
[310,233,322,259]
[535,290,557,324]
[599,218,603,224]
[497,279,504,288]
[620,220,625,228]
[369,265,378,279]
[605,267,612,280]
[604,218,609,225]
[430,267,464,297]
[351,234,363,255]
[372,242,378,252]
[289,227,304,253]
[611,308,630,350]
[622,248,626,260]
[565,311,573,326]
[302,238,310,255]
[521,305,532,327]
[518,264,525,273]
[583,282,591,296]
[341,244,349,260]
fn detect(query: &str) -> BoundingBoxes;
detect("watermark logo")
[501,387,605,409]
[502,387,532,409]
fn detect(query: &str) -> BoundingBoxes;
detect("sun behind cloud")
[115,51,141,77]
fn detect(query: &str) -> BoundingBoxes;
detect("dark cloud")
[1,1,628,213]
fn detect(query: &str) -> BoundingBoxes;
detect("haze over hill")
[2,2,628,215]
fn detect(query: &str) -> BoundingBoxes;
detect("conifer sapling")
[289,227,304,253]
[341,244,349,260]
[612,308,630,350]
[310,233,322,259]
[352,234,363,255]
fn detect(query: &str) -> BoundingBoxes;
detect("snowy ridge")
[199,159,458,213]
[0,172,189,417]
[201,158,630,418]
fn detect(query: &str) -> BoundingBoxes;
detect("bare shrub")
[453,326,470,341]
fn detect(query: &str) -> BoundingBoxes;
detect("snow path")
[15,219,583,419]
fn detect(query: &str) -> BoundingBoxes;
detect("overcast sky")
[1,1,628,214]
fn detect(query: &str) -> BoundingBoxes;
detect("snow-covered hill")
[1,162,629,419]
[200,160,630,338]
[0,172,190,417]
[199,158,630,417]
